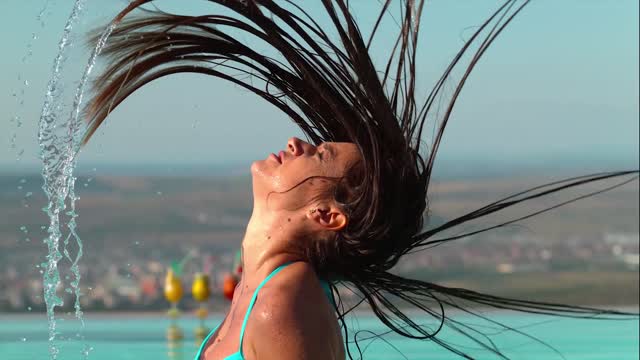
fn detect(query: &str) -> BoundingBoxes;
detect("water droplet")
[19,178,27,184]
[82,346,94,356]
[21,337,27,342]
[27,306,32,311]
[134,241,140,246]
[20,226,28,233]
[25,238,31,242]
[25,192,33,197]
[24,80,30,86]
[17,185,23,190]
[156,191,163,196]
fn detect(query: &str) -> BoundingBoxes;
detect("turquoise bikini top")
[194,262,334,360]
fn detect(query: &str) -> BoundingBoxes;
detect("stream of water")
[36,1,115,358]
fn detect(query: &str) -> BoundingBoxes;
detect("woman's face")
[251,137,360,209]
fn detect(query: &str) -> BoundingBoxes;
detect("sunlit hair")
[83,1,638,358]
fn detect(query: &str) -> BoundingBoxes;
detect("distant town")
[1,173,638,313]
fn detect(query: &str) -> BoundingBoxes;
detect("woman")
[189,137,358,359]
[82,1,638,359]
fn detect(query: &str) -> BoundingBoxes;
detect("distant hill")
[1,171,638,311]
[2,171,637,250]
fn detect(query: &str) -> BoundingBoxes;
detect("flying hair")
[82,1,639,358]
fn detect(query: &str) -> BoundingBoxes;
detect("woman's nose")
[287,137,306,156]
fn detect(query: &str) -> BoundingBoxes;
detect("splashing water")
[10,0,50,161]
[37,0,116,358]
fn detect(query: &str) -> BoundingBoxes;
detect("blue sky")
[1,1,638,174]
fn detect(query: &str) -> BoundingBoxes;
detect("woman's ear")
[306,205,348,231]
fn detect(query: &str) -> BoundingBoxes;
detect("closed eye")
[316,144,334,160]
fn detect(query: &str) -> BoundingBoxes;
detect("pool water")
[1,312,638,360]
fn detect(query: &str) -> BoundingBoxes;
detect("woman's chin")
[250,161,272,192]
[250,159,270,175]
[250,160,261,174]
[251,156,281,177]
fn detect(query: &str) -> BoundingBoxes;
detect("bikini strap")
[320,280,335,307]
[194,323,220,360]
[237,261,294,354]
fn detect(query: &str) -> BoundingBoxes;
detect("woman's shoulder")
[248,261,331,325]
[261,261,327,308]
[244,261,338,358]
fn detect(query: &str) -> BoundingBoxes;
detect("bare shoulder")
[254,261,328,323]
[245,262,342,360]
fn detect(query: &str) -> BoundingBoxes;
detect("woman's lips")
[270,153,281,164]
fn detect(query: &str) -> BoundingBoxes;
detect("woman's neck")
[239,210,303,288]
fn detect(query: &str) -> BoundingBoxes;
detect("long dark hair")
[82,1,638,358]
